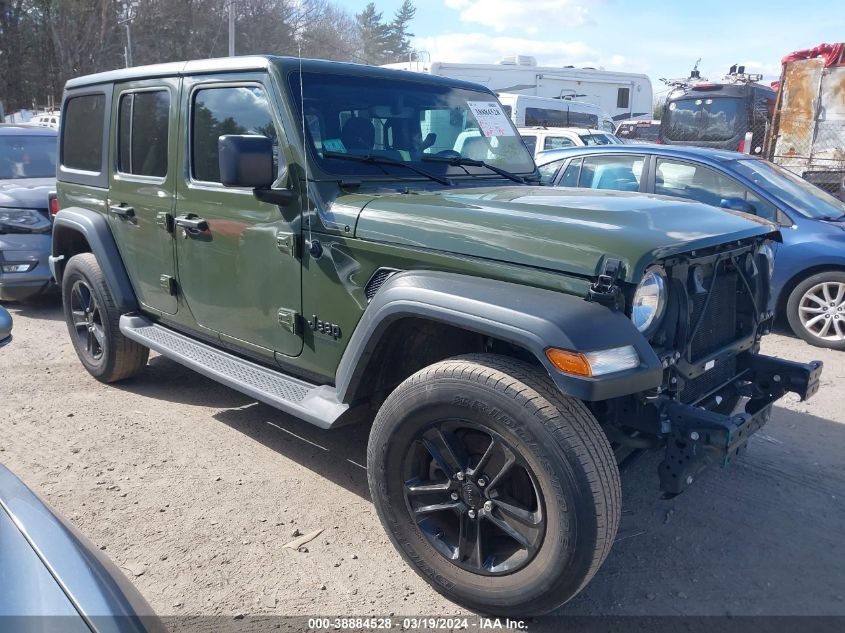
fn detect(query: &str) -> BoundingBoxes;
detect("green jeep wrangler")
[51,56,822,614]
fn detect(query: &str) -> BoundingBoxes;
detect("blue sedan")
[536,145,845,350]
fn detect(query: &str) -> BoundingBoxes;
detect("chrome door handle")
[109,204,135,219]
[174,216,209,232]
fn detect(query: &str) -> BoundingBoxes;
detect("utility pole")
[118,6,136,68]
[228,1,235,57]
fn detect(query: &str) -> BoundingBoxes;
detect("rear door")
[108,80,178,314]
[173,74,303,359]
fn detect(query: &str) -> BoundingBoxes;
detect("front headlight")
[632,268,667,335]
[0,208,51,234]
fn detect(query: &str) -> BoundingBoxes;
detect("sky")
[345,0,845,102]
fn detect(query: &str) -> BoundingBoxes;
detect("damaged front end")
[591,237,823,496]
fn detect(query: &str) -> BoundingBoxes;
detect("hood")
[354,186,776,282]
[0,178,55,209]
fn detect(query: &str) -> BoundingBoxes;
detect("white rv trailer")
[384,55,653,122]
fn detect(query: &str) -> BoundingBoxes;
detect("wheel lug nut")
[455,472,464,481]
[467,509,476,519]
[483,500,493,512]
[477,478,486,487]
[450,492,459,501]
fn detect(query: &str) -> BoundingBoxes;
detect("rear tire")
[367,354,620,615]
[786,271,845,350]
[61,253,149,382]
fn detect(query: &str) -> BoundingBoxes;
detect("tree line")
[0,0,416,115]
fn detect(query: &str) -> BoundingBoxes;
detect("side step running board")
[119,315,348,429]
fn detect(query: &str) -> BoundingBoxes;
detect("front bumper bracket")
[658,355,822,497]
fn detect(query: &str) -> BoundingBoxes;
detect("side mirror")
[0,305,12,348]
[218,135,275,188]
[720,197,755,214]
[218,135,298,207]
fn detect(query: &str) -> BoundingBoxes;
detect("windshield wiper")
[422,155,530,184]
[323,151,451,186]
[821,213,845,222]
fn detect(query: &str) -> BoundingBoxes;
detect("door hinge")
[277,308,300,334]
[160,274,177,296]
[588,258,624,310]
[156,212,174,233]
[276,232,300,257]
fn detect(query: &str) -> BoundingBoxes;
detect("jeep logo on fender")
[310,315,341,339]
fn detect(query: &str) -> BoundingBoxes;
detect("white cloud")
[443,0,593,34]
[413,32,650,73]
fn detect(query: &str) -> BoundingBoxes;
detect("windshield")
[0,134,56,179]
[579,133,622,146]
[289,72,536,179]
[664,97,742,142]
[732,159,845,219]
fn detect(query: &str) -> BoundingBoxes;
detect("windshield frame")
[284,69,537,184]
[732,158,845,220]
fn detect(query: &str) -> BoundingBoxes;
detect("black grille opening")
[688,266,741,361]
[681,357,736,404]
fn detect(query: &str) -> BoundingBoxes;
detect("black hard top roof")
[64,55,493,94]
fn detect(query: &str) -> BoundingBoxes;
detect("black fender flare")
[51,207,139,314]
[335,270,663,403]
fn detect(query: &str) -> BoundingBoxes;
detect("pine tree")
[387,0,415,63]
[355,2,391,65]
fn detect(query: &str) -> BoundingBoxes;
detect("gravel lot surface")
[2,295,844,622]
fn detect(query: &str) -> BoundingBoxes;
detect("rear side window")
[191,85,277,183]
[117,90,170,177]
[62,94,105,172]
[579,155,643,191]
[543,136,575,150]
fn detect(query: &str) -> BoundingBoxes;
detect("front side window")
[579,155,643,191]
[192,85,277,183]
[560,158,581,187]
[663,97,742,142]
[117,90,170,177]
[62,94,105,172]
[288,71,535,179]
[655,159,768,214]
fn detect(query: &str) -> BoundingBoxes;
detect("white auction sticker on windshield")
[466,101,515,137]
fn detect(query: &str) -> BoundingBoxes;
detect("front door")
[108,80,178,314]
[174,75,303,359]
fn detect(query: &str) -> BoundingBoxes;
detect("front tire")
[367,354,621,615]
[786,271,845,350]
[61,253,149,382]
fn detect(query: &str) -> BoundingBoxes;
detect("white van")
[497,93,615,134]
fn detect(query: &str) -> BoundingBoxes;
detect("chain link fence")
[767,118,845,200]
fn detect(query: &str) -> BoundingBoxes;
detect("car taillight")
[655,137,664,144]
[737,138,745,153]
[48,193,59,217]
